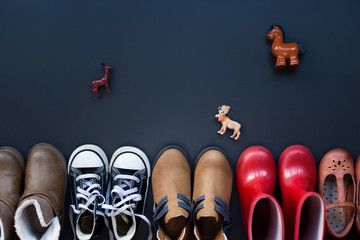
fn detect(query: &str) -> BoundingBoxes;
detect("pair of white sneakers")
[68,144,152,240]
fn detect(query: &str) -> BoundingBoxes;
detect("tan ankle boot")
[15,143,67,240]
[0,147,24,240]
[152,146,192,240]
[193,147,233,240]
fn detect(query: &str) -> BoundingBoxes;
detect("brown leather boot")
[0,147,24,240]
[193,147,232,240]
[14,143,67,240]
[152,146,192,240]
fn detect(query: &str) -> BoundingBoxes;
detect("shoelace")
[69,173,106,240]
[70,173,106,215]
[102,174,153,240]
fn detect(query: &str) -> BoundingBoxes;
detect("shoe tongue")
[114,213,132,235]
[161,215,188,239]
[164,196,190,224]
[77,196,99,234]
[196,200,219,222]
[76,167,102,206]
[113,168,138,181]
[111,168,141,201]
[77,167,101,175]
[195,215,222,240]
[110,193,130,226]
[119,168,138,175]
[77,167,101,188]
[78,209,95,234]
[194,199,223,240]
[79,196,99,216]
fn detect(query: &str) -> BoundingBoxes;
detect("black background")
[1,0,360,239]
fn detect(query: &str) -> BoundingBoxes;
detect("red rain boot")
[278,145,325,240]
[236,146,284,240]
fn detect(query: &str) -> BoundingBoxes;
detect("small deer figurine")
[215,105,241,140]
[92,63,112,99]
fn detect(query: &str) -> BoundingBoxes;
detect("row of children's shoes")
[69,144,360,240]
[1,143,355,239]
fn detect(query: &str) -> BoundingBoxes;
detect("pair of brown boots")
[152,146,233,240]
[0,144,67,240]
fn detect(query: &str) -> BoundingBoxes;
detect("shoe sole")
[0,146,25,171]
[110,146,151,232]
[68,144,109,183]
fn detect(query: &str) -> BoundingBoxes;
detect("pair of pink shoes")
[236,145,326,240]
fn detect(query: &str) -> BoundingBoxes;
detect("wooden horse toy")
[215,105,241,140]
[92,63,112,99]
[267,25,304,69]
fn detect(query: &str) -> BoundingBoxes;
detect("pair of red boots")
[236,145,326,240]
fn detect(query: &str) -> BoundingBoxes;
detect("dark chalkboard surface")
[1,0,359,239]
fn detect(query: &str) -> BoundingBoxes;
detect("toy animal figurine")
[267,25,304,69]
[215,105,241,140]
[92,63,112,99]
